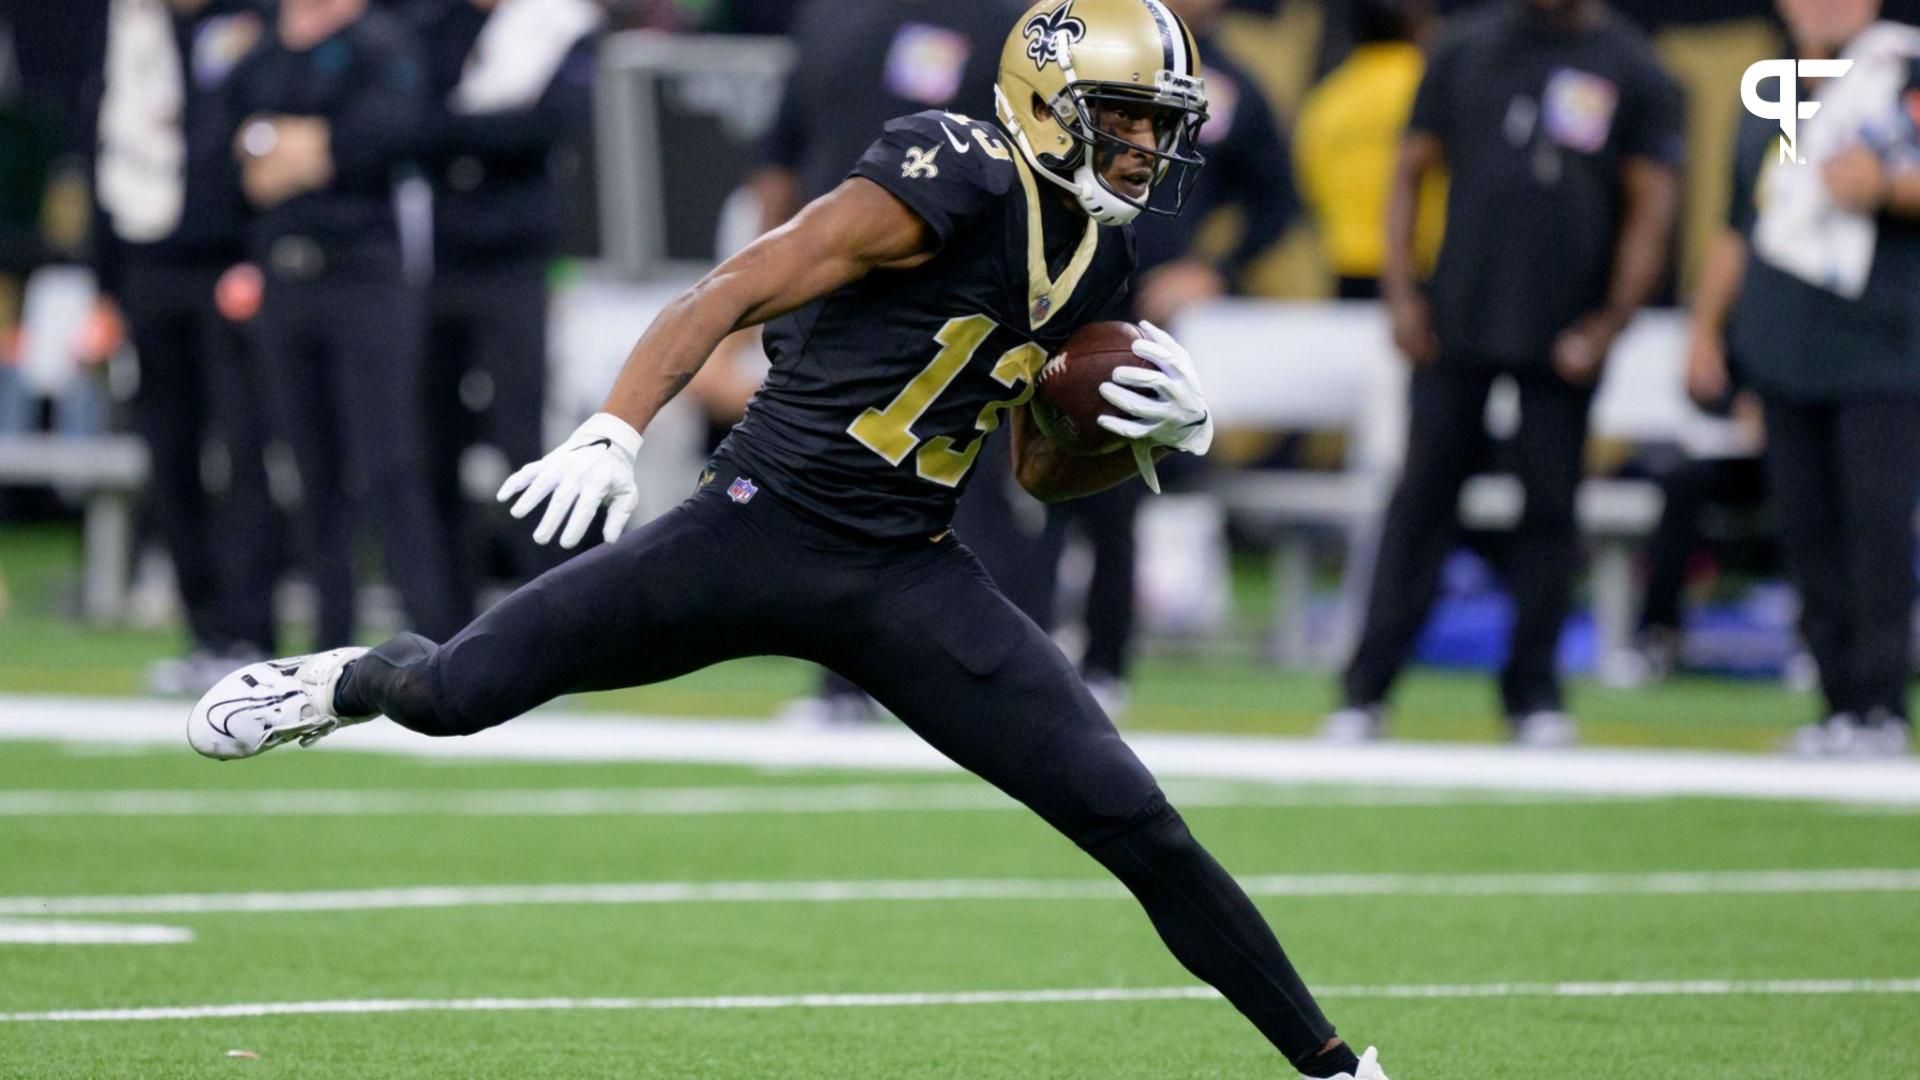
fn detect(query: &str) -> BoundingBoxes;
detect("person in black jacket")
[408,0,599,598]
[89,0,281,689]
[227,0,463,648]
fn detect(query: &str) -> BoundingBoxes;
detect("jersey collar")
[1008,145,1101,332]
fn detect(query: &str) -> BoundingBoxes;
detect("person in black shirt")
[88,0,281,688]
[1040,0,1299,713]
[191,4,1394,1076]
[1326,0,1683,746]
[1714,0,1920,757]
[741,0,1039,726]
[227,0,463,648]
[407,0,598,598]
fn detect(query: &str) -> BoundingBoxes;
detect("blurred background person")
[408,0,600,603]
[1295,0,1444,299]
[1722,0,1920,756]
[724,0,1031,728]
[228,0,463,648]
[1325,0,1683,746]
[87,0,282,691]
[1038,0,1301,716]
[1597,398,1769,687]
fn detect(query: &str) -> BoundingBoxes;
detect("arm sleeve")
[77,60,126,298]
[759,73,808,171]
[848,113,1001,250]
[417,38,596,158]
[1218,80,1297,282]
[1619,62,1687,169]
[1406,34,1459,140]
[329,25,427,187]
[1727,113,1764,237]
[758,0,827,170]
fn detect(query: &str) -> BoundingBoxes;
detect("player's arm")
[497,177,936,548]
[1011,322,1213,503]
[1383,131,1443,366]
[600,178,936,431]
[1550,155,1679,386]
[1010,409,1169,502]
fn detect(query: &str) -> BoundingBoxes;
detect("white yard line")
[4,868,1917,917]
[0,782,1617,817]
[7,978,1920,1023]
[0,920,192,945]
[5,694,1919,805]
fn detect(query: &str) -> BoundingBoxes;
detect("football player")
[190,3,1388,1075]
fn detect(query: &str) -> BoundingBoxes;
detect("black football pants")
[257,267,467,647]
[121,253,280,653]
[339,463,1344,1069]
[423,258,561,596]
[1762,394,1920,720]
[1343,363,1593,717]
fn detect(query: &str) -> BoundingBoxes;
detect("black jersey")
[719,110,1136,539]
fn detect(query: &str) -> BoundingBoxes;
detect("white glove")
[496,412,644,549]
[1096,321,1214,493]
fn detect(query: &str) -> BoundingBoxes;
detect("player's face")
[1091,101,1161,204]
[1778,0,1878,53]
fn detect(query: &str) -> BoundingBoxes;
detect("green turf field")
[0,522,1834,751]
[1,739,1916,1078]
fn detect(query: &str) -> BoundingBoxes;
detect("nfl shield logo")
[727,477,759,505]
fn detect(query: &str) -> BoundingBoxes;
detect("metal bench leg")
[1272,535,1314,667]
[1590,539,1638,670]
[83,492,134,625]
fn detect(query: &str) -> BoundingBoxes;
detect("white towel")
[95,0,185,244]
[1752,21,1920,299]
[450,0,602,116]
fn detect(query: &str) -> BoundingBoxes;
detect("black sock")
[334,633,438,721]
[1300,1042,1361,1078]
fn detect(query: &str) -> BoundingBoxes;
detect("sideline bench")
[0,435,150,623]
[1175,301,1715,667]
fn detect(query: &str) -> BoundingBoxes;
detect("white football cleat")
[1312,1046,1390,1080]
[187,647,371,760]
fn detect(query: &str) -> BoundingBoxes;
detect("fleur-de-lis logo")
[1023,0,1087,71]
[902,145,941,179]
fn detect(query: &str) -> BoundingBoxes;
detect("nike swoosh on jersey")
[940,123,973,154]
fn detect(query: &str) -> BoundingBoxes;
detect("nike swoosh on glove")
[496,412,644,548]
[1094,320,1214,493]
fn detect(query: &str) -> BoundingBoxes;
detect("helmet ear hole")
[1029,92,1051,123]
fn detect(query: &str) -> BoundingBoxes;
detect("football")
[1030,321,1143,456]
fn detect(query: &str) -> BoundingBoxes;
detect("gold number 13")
[847,315,1046,488]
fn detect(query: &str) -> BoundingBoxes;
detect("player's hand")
[1685,328,1730,407]
[1096,321,1214,455]
[1552,310,1624,388]
[1824,145,1889,214]
[1388,292,1439,368]
[496,412,644,549]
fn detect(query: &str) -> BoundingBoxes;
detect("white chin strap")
[1072,158,1144,226]
[993,85,1147,227]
